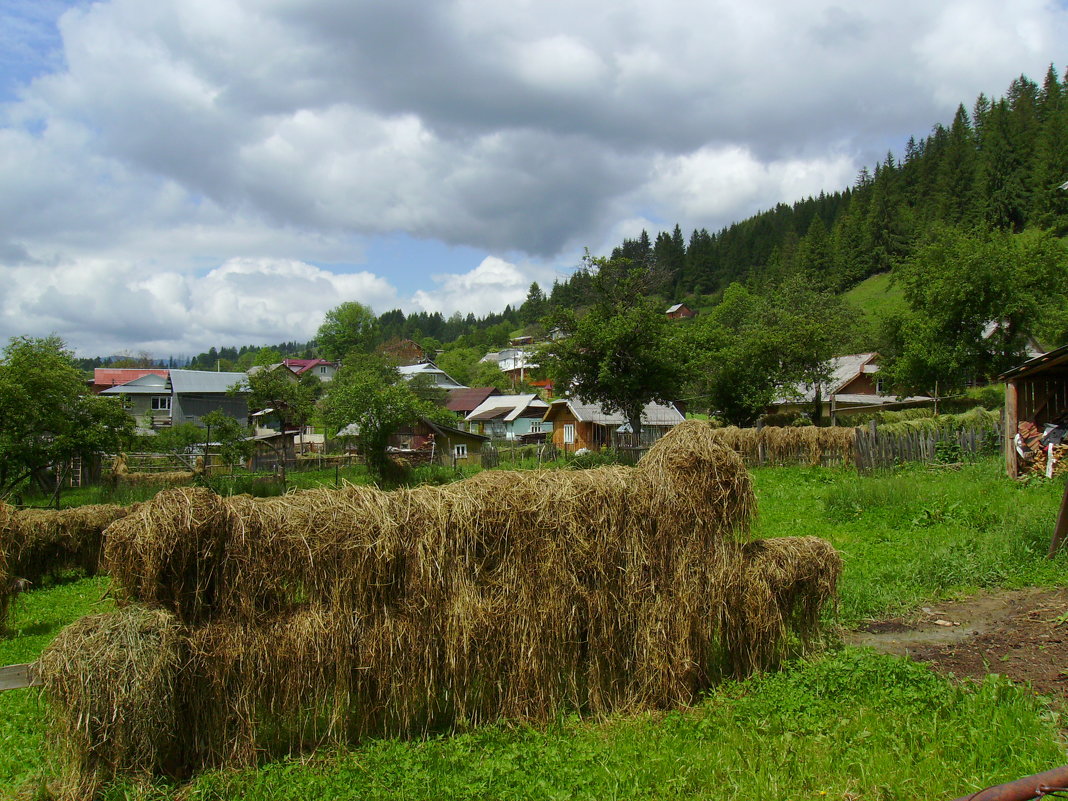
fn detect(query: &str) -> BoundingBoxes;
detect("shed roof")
[543,399,685,426]
[998,342,1068,381]
[93,368,169,390]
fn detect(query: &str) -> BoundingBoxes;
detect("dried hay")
[709,425,855,466]
[0,502,129,631]
[37,608,186,799]
[42,420,841,787]
[111,453,196,487]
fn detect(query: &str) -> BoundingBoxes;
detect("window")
[320,366,328,374]
[453,444,468,459]
[563,424,575,444]
[151,396,171,411]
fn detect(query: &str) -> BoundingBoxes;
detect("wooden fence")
[852,424,1002,471]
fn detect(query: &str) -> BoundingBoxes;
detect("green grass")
[2,457,1067,798]
[751,459,1068,622]
[842,271,908,329]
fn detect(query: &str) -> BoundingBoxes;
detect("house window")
[320,366,328,374]
[453,444,468,459]
[563,424,575,444]
[529,421,544,434]
[151,396,171,411]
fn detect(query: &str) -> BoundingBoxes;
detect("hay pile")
[709,425,855,466]
[0,502,129,630]
[111,454,195,487]
[40,421,841,792]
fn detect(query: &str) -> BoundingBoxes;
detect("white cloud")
[646,146,857,222]
[2,0,1068,353]
[410,257,531,317]
[0,257,398,356]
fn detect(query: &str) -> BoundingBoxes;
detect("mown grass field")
[2,457,1066,800]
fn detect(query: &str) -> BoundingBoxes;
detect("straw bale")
[0,502,129,630]
[708,425,855,466]
[44,420,841,786]
[37,607,187,799]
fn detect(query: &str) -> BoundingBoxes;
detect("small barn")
[1000,343,1068,477]
[666,303,696,320]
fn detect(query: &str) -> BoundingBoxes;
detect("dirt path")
[845,588,1068,699]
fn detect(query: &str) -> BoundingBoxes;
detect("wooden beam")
[1048,481,1068,559]
[0,663,39,692]
[1004,381,1019,477]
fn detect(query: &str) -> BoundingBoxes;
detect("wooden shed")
[1001,343,1068,477]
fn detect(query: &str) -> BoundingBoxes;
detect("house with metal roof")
[397,362,467,389]
[102,369,249,430]
[769,353,930,423]
[542,399,684,451]
[464,393,550,440]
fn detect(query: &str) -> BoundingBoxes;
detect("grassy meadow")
[2,456,1066,799]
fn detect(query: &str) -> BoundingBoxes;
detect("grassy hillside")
[842,272,908,332]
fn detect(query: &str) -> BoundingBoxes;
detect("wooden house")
[1000,343,1068,477]
[665,303,696,320]
[542,399,684,452]
[769,353,930,422]
[464,394,550,440]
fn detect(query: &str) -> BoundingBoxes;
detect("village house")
[397,362,467,389]
[464,394,550,440]
[480,347,538,384]
[101,369,249,430]
[542,399,685,452]
[282,357,338,381]
[665,303,696,320]
[768,353,930,423]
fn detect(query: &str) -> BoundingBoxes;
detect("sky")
[2,0,1067,358]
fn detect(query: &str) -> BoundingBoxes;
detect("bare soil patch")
[846,588,1068,699]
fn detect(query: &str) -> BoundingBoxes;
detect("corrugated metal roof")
[397,362,466,388]
[169,369,248,394]
[774,353,878,404]
[544,399,684,426]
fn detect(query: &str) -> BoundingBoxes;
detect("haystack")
[710,425,855,466]
[41,420,841,789]
[0,502,129,630]
[111,453,196,487]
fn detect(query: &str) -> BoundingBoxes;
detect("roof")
[465,393,549,423]
[169,369,249,394]
[99,372,170,395]
[666,303,687,313]
[446,387,501,413]
[422,418,490,441]
[282,358,337,374]
[397,362,466,388]
[999,342,1068,381]
[775,353,879,404]
[543,399,685,426]
[93,368,169,389]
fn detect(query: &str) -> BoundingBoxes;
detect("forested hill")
[550,66,1068,306]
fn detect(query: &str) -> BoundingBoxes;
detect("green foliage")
[322,358,447,484]
[201,409,253,468]
[138,422,204,455]
[882,226,1067,393]
[544,255,686,438]
[0,336,133,500]
[316,301,380,361]
[684,279,856,425]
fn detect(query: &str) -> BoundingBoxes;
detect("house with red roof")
[282,358,338,381]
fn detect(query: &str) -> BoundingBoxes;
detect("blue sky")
[1,0,1067,357]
